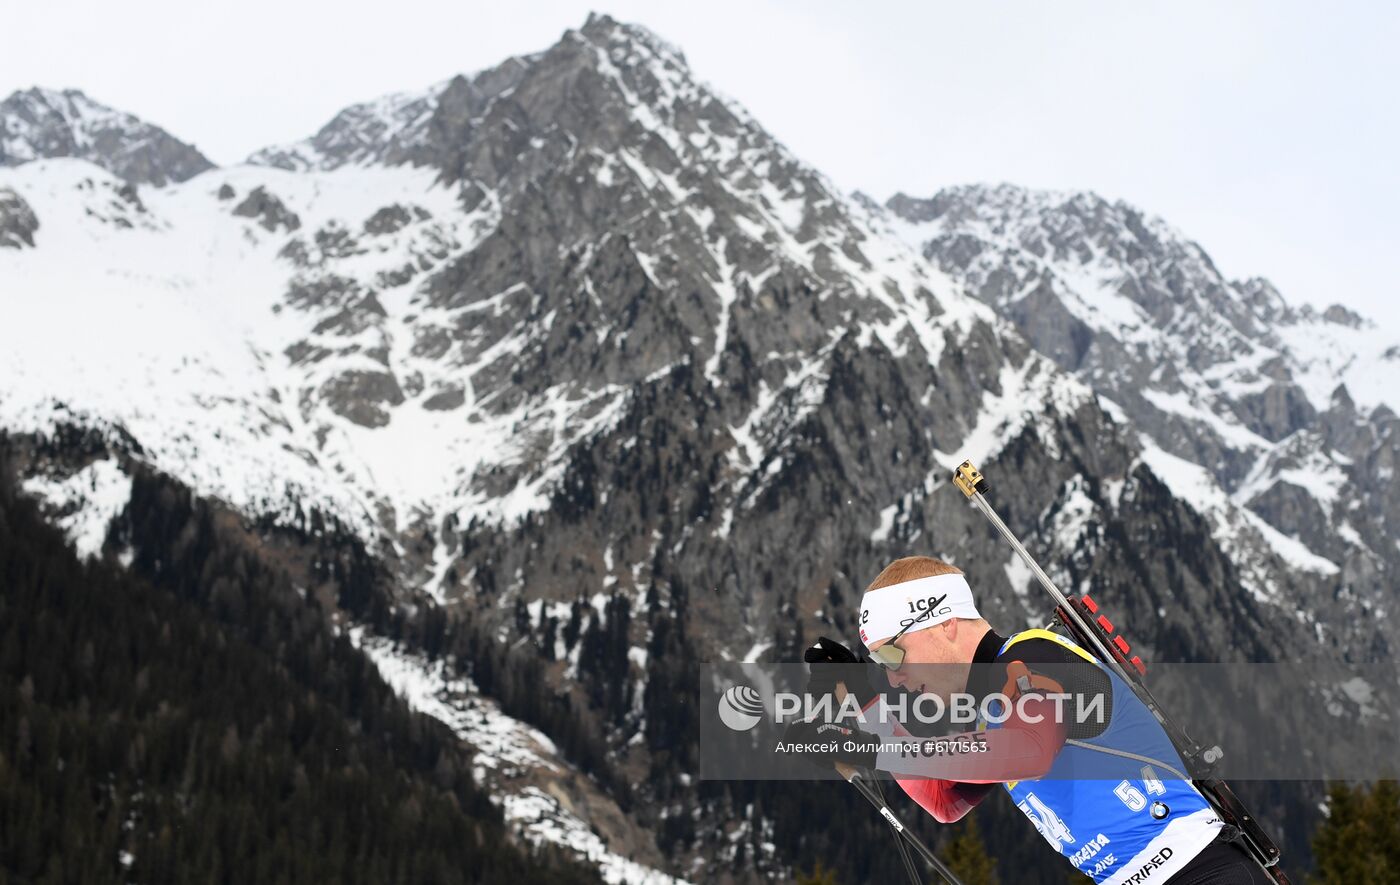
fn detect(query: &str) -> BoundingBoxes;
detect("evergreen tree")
[943,814,999,885]
[796,859,840,885]
[1309,781,1400,884]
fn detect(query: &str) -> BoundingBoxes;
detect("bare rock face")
[232,185,301,232]
[319,371,405,427]
[0,187,38,247]
[363,203,429,235]
[0,88,215,186]
[1231,381,1318,442]
[422,387,465,411]
[1321,303,1364,328]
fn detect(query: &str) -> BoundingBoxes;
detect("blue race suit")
[988,629,1223,885]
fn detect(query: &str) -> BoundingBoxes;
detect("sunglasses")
[870,593,947,671]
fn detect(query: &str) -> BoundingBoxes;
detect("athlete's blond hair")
[866,555,963,592]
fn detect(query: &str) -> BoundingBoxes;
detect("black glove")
[804,636,880,711]
[782,716,880,770]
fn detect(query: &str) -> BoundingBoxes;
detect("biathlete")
[786,556,1271,885]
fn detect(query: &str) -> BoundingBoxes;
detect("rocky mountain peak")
[248,14,691,175]
[250,14,720,189]
[887,182,1282,365]
[243,12,968,469]
[576,12,691,73]
[0,87,215,186]
[578,12,688,66]
[246,81,451,172]
[886,181,1400,664]
[1235,276,1294,324]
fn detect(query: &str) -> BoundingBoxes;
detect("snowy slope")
[0,154,624,539]
[352,630,688,885]
[0,158,445,538]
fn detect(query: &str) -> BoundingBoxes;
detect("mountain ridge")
[882,182,1399,657]
[0,86,215,186]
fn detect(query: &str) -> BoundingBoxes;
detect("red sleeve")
[881,694,1069,785]
[897,778,998,823]
[876,704,992,823]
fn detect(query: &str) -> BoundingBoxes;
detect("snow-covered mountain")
[4,14,1041,597]
[0,87,214,186]
[1,14,1385,882]
[883,185,1399,655]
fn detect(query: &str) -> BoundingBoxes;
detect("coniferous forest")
[0,461,599,885]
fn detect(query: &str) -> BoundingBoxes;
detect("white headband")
[859,573,980,649]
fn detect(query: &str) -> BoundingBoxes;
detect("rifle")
[952,460,1290,884]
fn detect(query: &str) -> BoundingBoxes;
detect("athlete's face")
[871,621,971,703]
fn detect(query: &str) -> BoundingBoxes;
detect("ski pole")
[836,762,967,885]
[824,677,966,885]
[871,771,922,885]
